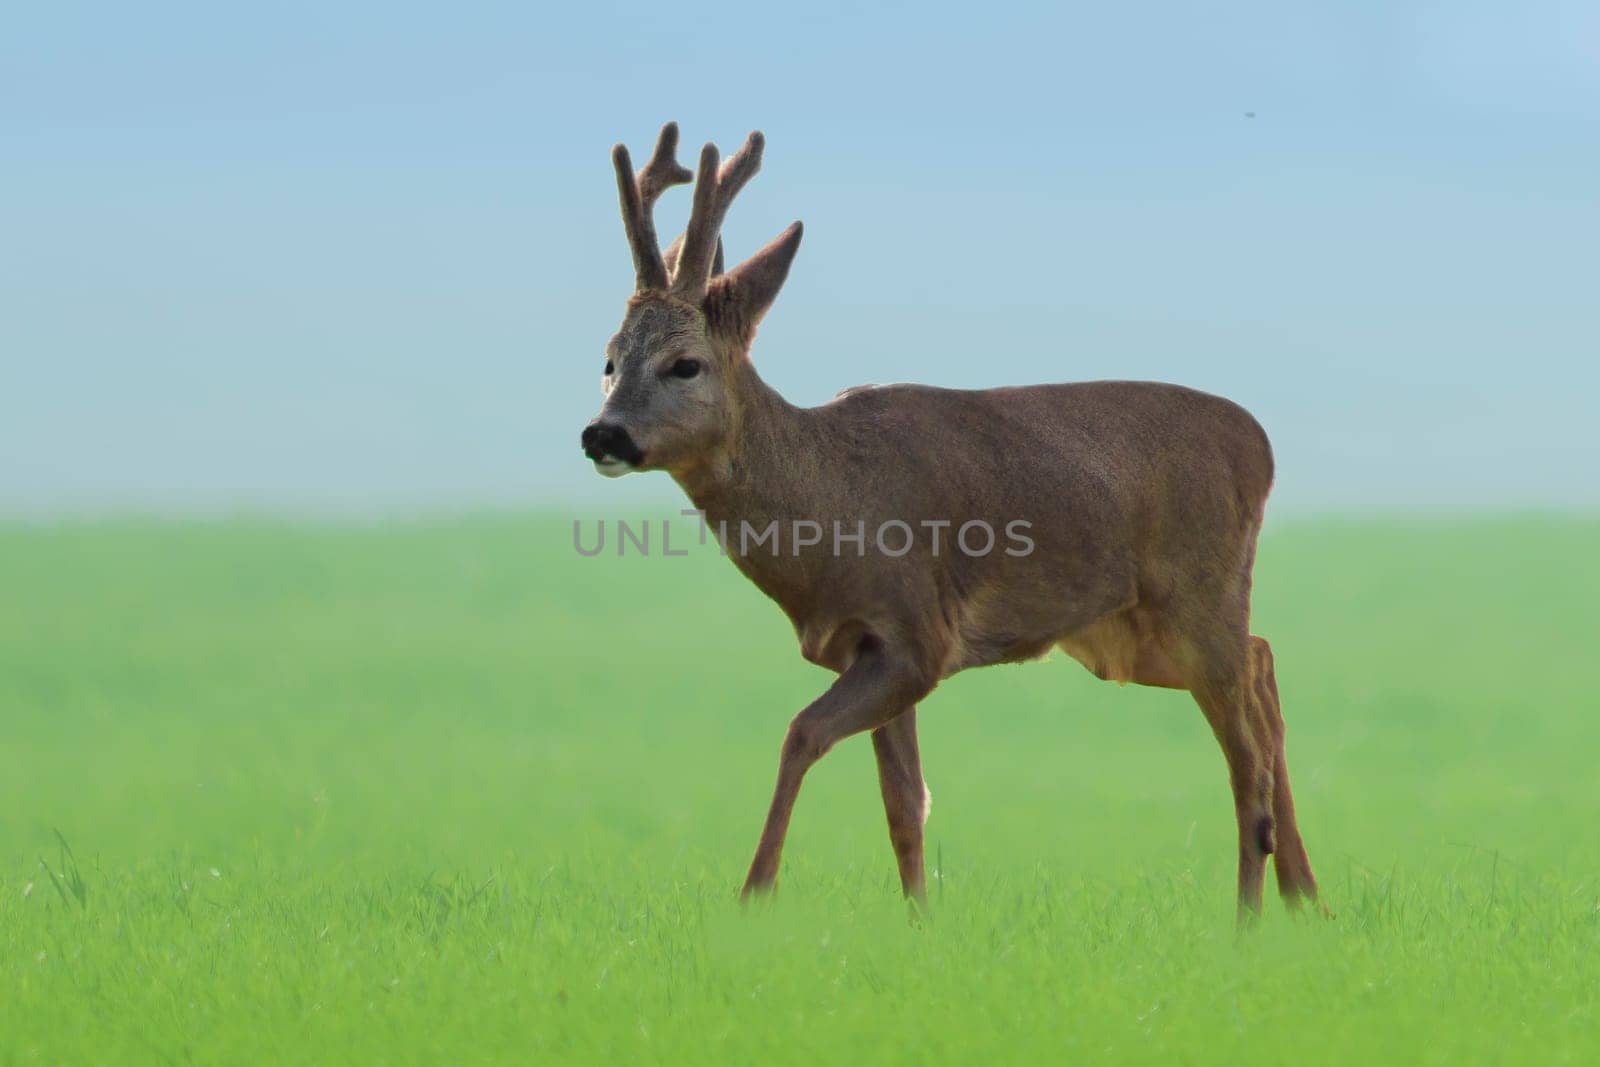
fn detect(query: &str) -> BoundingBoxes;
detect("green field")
[3,515,1597,1063]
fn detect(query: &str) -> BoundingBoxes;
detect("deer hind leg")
[1187,636,1277,921]
[1249,635,1319,906]
[871,707,929,902]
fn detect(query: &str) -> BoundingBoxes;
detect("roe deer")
[580,123,1319,918]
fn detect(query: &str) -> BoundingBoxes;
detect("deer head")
[581,123,803,479]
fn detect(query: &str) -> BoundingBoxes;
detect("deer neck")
[671,359,825,529]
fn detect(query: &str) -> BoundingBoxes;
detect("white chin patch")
[593,457,634,478]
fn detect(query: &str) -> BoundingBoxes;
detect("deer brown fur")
[582,123,1319,919]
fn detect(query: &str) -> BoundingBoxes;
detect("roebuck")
[580,123,1319,918]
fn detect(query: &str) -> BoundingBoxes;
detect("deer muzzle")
[581,421,645,477]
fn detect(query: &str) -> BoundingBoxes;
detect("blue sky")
[3,1,1596,514]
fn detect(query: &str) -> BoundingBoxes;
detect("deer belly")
[1057,611,1186,689]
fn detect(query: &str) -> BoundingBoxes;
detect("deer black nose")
[581,421,644,465]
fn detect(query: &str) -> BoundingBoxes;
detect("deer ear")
[706,222,803,338]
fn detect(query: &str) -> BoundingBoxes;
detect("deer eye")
[669,357,702,380]
[603,359,614,376]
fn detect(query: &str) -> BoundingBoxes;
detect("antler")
[612,123,694,292]
[670,132,764,303]
[662,230,725,279]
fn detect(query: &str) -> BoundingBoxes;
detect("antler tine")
[716,130,765,205]
[671,143,721,301]
[613,143,670,292]
[637,122,694,209]
[671,131,765,302]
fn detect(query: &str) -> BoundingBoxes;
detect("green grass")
[2,514,1598,1063]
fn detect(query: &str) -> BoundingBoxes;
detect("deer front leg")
[871,708,929,902]
[742,643,934,898]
